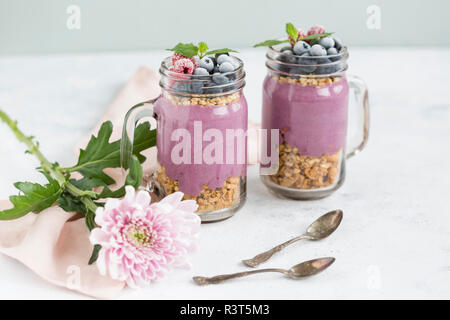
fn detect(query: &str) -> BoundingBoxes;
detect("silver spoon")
[193,257,335,285]
[243,209,343,268]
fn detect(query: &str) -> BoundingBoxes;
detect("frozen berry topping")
[254,23,346,76]
[172,58,195,74]
[171,53,196,65]
[166,42,240,94]
[307,25,326,36]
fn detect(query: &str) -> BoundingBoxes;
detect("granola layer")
[166,92,241,106]
[274,75,341,87]
[155,167,242,213]
[270,142,340,189]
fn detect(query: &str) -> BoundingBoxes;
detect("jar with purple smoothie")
[258,24,369,199]
[120,43,247,222]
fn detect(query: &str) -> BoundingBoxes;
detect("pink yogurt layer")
[262,76,349,156]
[154,96,248,196]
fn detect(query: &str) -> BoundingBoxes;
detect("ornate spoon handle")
[193,268,287,285]
[243,234,310,267]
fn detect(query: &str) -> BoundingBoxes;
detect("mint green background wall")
[1,0,449,55]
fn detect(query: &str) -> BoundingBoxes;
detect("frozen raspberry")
[289,29,307,46]
[298,29,307,39]
[172,58,195,74]
[172,53,196,65]
[307,25,326,36]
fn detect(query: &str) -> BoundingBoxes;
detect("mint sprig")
[167,42,238,59]
[254,22,334,48]
[286,22,299,42]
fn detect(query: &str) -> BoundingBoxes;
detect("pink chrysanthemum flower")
[90,186,200,288]
[307,25,326,36]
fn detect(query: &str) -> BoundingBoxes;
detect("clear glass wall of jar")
[121,57,247,222]
[260,46,369,199]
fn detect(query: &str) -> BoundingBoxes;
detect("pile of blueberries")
[276,36,344,75]
[173,54,240,94]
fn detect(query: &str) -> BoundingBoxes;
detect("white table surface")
[0,48,449,299]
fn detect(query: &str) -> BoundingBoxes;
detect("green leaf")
[88,244,101,265]
[68,121,155,188]
[58,192,88,214]
[299,32,334,41]
[96,155,143,199]
[198,41,209,55]
[0,178,62,220]
[205,48,239,55]
[166,42,199,57]
[286,22,298,41]
[253,39,289,48]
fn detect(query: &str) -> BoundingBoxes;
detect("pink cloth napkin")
[0,66,259,299]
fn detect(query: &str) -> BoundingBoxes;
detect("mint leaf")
[205,48,238,55]
[198,41,209,58]
[286,22,298,41]
[253,39,289,48]
[0,178,62,220]
[68,121,155,188]
[166,42,199,57]
[300,32,333,41]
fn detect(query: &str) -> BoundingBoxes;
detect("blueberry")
[315,58,340,75]
[277,51,296,64]
[319,37,335,49]
[193,67,210,76]
[188,81,203,94]
[293,41,311,55]
[203,81,223,94]
[327,47,338,56]
[309,44,327,56]
[172,82,188,93]
[217,54,233,65]
[226,72,238,81]
[273,62,292,74]
[212,73,230,85]
[333,37,343,50]
[219,61,235,73]
[199,57,214,72]
[296,58,317,74]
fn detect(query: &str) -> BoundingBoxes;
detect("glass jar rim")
[159,56,246,97]
[266,45,349,77]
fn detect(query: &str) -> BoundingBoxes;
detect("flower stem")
[0,109,98,214]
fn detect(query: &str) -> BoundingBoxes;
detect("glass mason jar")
[260,46,369,199]
[121,56,248,222]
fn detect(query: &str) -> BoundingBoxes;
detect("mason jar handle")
[120,96,159,169]
[346,75,370,159]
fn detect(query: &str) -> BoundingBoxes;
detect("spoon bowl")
[305,209,343,240]
[287,257,335,279]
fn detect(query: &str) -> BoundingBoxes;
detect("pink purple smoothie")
[154,96,247,196]
[262,76,349,156]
